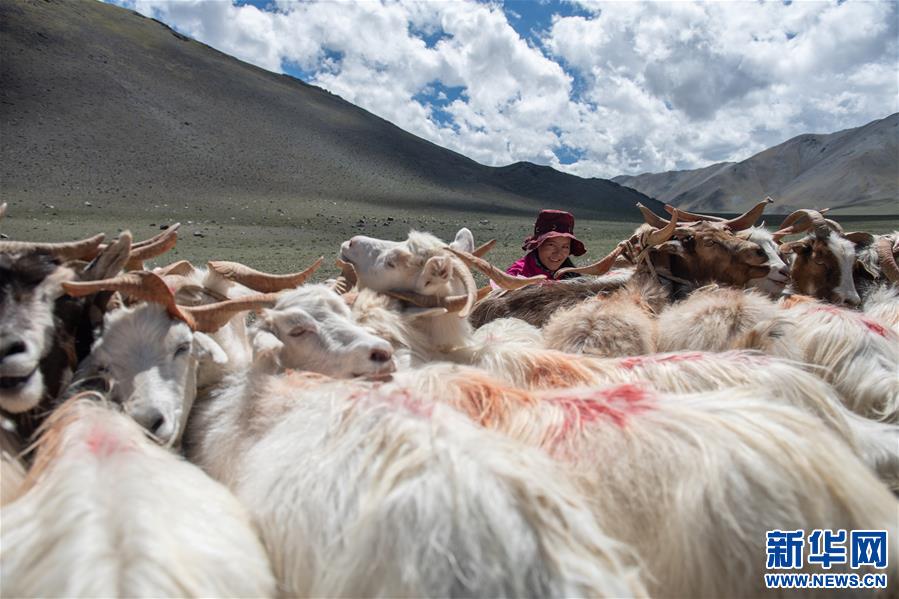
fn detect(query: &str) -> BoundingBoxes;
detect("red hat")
[522,210,586,256]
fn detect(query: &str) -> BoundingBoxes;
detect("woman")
[505,209,585,280]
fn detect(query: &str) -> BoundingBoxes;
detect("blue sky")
[107,0,898,179]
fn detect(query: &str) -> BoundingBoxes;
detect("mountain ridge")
[612,114,898,215]
[0,0,662,221]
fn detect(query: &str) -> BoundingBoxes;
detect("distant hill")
[0,0,660,220]
[613,114,899,216]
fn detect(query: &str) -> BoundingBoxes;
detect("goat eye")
[703,239,715,247]
[385,261,395,269]
[289,327,308,337]
[174,343,190,358]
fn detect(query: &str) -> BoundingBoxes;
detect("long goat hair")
[0,394,276,598]
[186,370,646,598]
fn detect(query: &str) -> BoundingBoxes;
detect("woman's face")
[537,237,571,271]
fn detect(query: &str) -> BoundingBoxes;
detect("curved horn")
[154,259,196,277]
[385,290,468,314]
[450,255,478,318]
[179,293,282,333]
[126,224,180,267]
[0,233,106,261]
[663,204,725,222]
[875,236,899,284]
[776,209,830,240]
[645,208,679,247]
[636,203,669,229]
[445,247,545,290]
[722,197,773,231]
[554,244,624,279]
[844,231,875,246]
[472,239,496,258]
[334,258,358,295]
[62,271,194,328]
[207,257,324,292]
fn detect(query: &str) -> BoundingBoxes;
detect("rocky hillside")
[0,0,659,221]
[613,114,898,215]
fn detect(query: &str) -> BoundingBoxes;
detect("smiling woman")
[504,209,586,280]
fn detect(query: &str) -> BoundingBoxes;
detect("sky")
[105,0,898,179]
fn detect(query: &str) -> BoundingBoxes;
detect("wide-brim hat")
[522,209,586,256]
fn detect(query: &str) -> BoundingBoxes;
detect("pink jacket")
[496,251,579,288]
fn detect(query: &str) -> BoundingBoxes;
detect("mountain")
[612,114,899,216]
[0,0,660,220]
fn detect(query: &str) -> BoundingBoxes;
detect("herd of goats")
[0,197,898,598]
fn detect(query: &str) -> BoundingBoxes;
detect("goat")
[186,366,645,598]
[774,209,884,306]
[542,273,668,357]
[466,344,899,488]
[63,271,278,446]
[653,285,797,356]
[0,394,276,597]
[779,300,899,422]
[390,365,899,597]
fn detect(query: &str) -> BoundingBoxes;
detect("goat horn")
[472,239,496,257]
[446,247,545,290]
[0,233,106,261]
[207,257,324,292]
[636,203,670,229]
[663,204,725,222]
[130,224,181,250]
[646,208,679,247]
[875,236,899,284]
[450,255,478,318]
[776,209,829,240]
[62,271,195,328]
[844,231,875,246]
[385,290,470,313]
[722,197,773,231]
[179,293,282,333]
[154,259,196,277]
[126,223,180,267]
[334,258,358,291]
[554,244,625,279]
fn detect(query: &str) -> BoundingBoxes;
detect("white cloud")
[108,0,898,179]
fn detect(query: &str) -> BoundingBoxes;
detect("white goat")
[780,301,899,422]
[187,368,645,597]
[390,365,899,597]
[0,395,276,598]
[466,344,899,488]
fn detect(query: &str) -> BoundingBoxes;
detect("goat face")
[0,253,72,413]
[253,285,395,378]
[85,304,225,447]
[339,229,475,293]
[657,223,771,287]
[785,235,860,306]
[741,227,791,296]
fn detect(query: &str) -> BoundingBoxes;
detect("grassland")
[3,198,897,285]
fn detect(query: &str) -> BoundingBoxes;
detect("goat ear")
[449,228,475,253]
[193,332,228,365]
[422,255,452,282]
[251,330,283,374]
[386,247,413,267]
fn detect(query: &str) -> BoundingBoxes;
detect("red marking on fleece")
[382,388,434,420]
[808,306,890,338]
[859,317,889,338]
[618,352,706,370]
[85,425,131,457]
[552,384,652,433]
